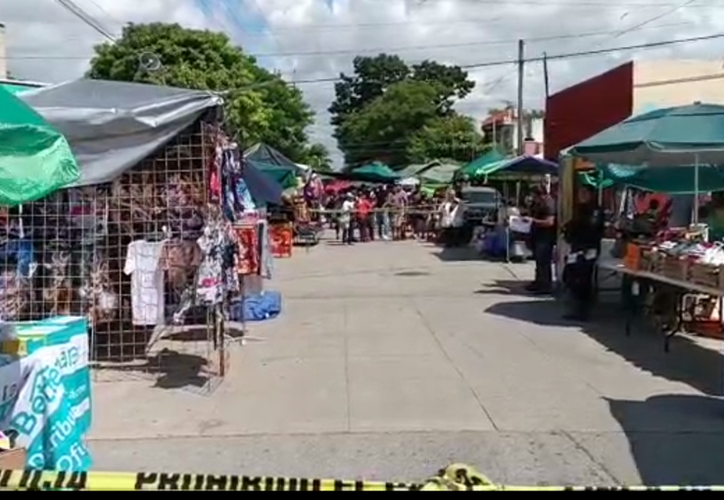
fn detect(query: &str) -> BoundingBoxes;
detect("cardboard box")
[0,448,27,469]
[1,316,87,356]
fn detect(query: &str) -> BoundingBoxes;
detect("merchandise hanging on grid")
[0,81,254,373]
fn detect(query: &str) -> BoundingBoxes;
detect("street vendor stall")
[0,87,90,471]
[567,102,724,350]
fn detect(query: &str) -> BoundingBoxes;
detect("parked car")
[460,186,502,224]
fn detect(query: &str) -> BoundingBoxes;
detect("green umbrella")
[0,87,79,206]
[458,148,506,178]
[569,102,724,167]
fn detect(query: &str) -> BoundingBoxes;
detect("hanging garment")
[123,240,166,326]
[234,225,260,275]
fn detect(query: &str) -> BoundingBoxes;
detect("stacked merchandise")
[623,228,724,339]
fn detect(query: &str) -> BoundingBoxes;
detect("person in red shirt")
[357,193,373,242]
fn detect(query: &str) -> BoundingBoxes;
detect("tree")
[329,54,476,166]
[302,143,333,172]
[87,23,314,162]
[407,115,489,164]
[338,81,442,168]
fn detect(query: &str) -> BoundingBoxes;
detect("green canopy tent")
[581,163,724,194]
[417,162,461,185]
[457,148,506,179]
[398,160,442,179]
[569,102,724,219]
[0,87,79,206]
[348,162,401,184]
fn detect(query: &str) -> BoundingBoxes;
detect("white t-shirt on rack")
[124,240,166,326]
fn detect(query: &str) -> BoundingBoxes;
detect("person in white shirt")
[340,193,356,245]
[439,190,463,247]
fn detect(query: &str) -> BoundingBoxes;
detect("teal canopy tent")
[349,162,400,183]
[0,87,79,206]
[569,102,724,167]
[457,148,506,178]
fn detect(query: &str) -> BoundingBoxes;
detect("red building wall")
[544,62,634,161]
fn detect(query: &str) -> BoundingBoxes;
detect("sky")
[3,0,724,166]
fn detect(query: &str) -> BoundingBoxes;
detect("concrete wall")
[0,23,7,79]
[633,60,724,114]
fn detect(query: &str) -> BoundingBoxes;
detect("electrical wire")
[287,32,724,86]
[53,0,116,42]
[250,21,691,58]
[1,20,695,61]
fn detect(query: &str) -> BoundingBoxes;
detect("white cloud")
[4,0,724,165]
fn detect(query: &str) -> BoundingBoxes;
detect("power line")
[53,0,116,42]
[8,30,723,87]
[1,21,694,61]
[582,0,697,54]
[287,32,724,86]
[251,22,691,58]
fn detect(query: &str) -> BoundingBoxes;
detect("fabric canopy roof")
[569,102,724,167]
[458,148,506,177]
[590,163,724,194]
[20,78,223,187]
[478,155,558,179]
[417,162,460,184]
[0,86,79,206]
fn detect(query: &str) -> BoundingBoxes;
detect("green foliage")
[339,81,442,168]
[329,53,477,168]
[302,143,334,172]
[407,115,489,164]
[87,23,314,162]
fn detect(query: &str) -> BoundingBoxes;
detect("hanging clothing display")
[235,225,260,276]
[124,240,166,326]
[171,219,238,324]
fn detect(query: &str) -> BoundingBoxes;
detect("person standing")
[357,192,373,242]
[391,186,408,240]
[526,186,556,294]
[562,186,604,320]
[375,188,390,240]
[340,193,355,245]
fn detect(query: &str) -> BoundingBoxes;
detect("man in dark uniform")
[526,185,557,294]
[562,185,605,321]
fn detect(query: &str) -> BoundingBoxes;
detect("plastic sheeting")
[20,79,223,187]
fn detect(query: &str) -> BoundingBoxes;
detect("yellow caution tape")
[1,465,723,491]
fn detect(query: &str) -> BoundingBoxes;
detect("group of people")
[325,185,435,244]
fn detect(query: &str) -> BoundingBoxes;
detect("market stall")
[0,86,90,471]
[567,102,724,349]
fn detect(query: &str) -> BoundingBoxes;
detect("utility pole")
[516,39,525,156]
[542,52,550,100]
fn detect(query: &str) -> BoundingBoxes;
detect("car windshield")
[464,191,498,205]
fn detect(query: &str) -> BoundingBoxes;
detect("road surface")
[89,237,724,487]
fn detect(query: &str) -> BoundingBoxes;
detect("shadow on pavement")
[486,299,724,485]
[433,246,483,262]
[474,279,533,297]
[485,299,722,396]
[607,394,724,486]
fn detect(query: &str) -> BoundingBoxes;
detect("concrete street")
[89,237,724,487]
